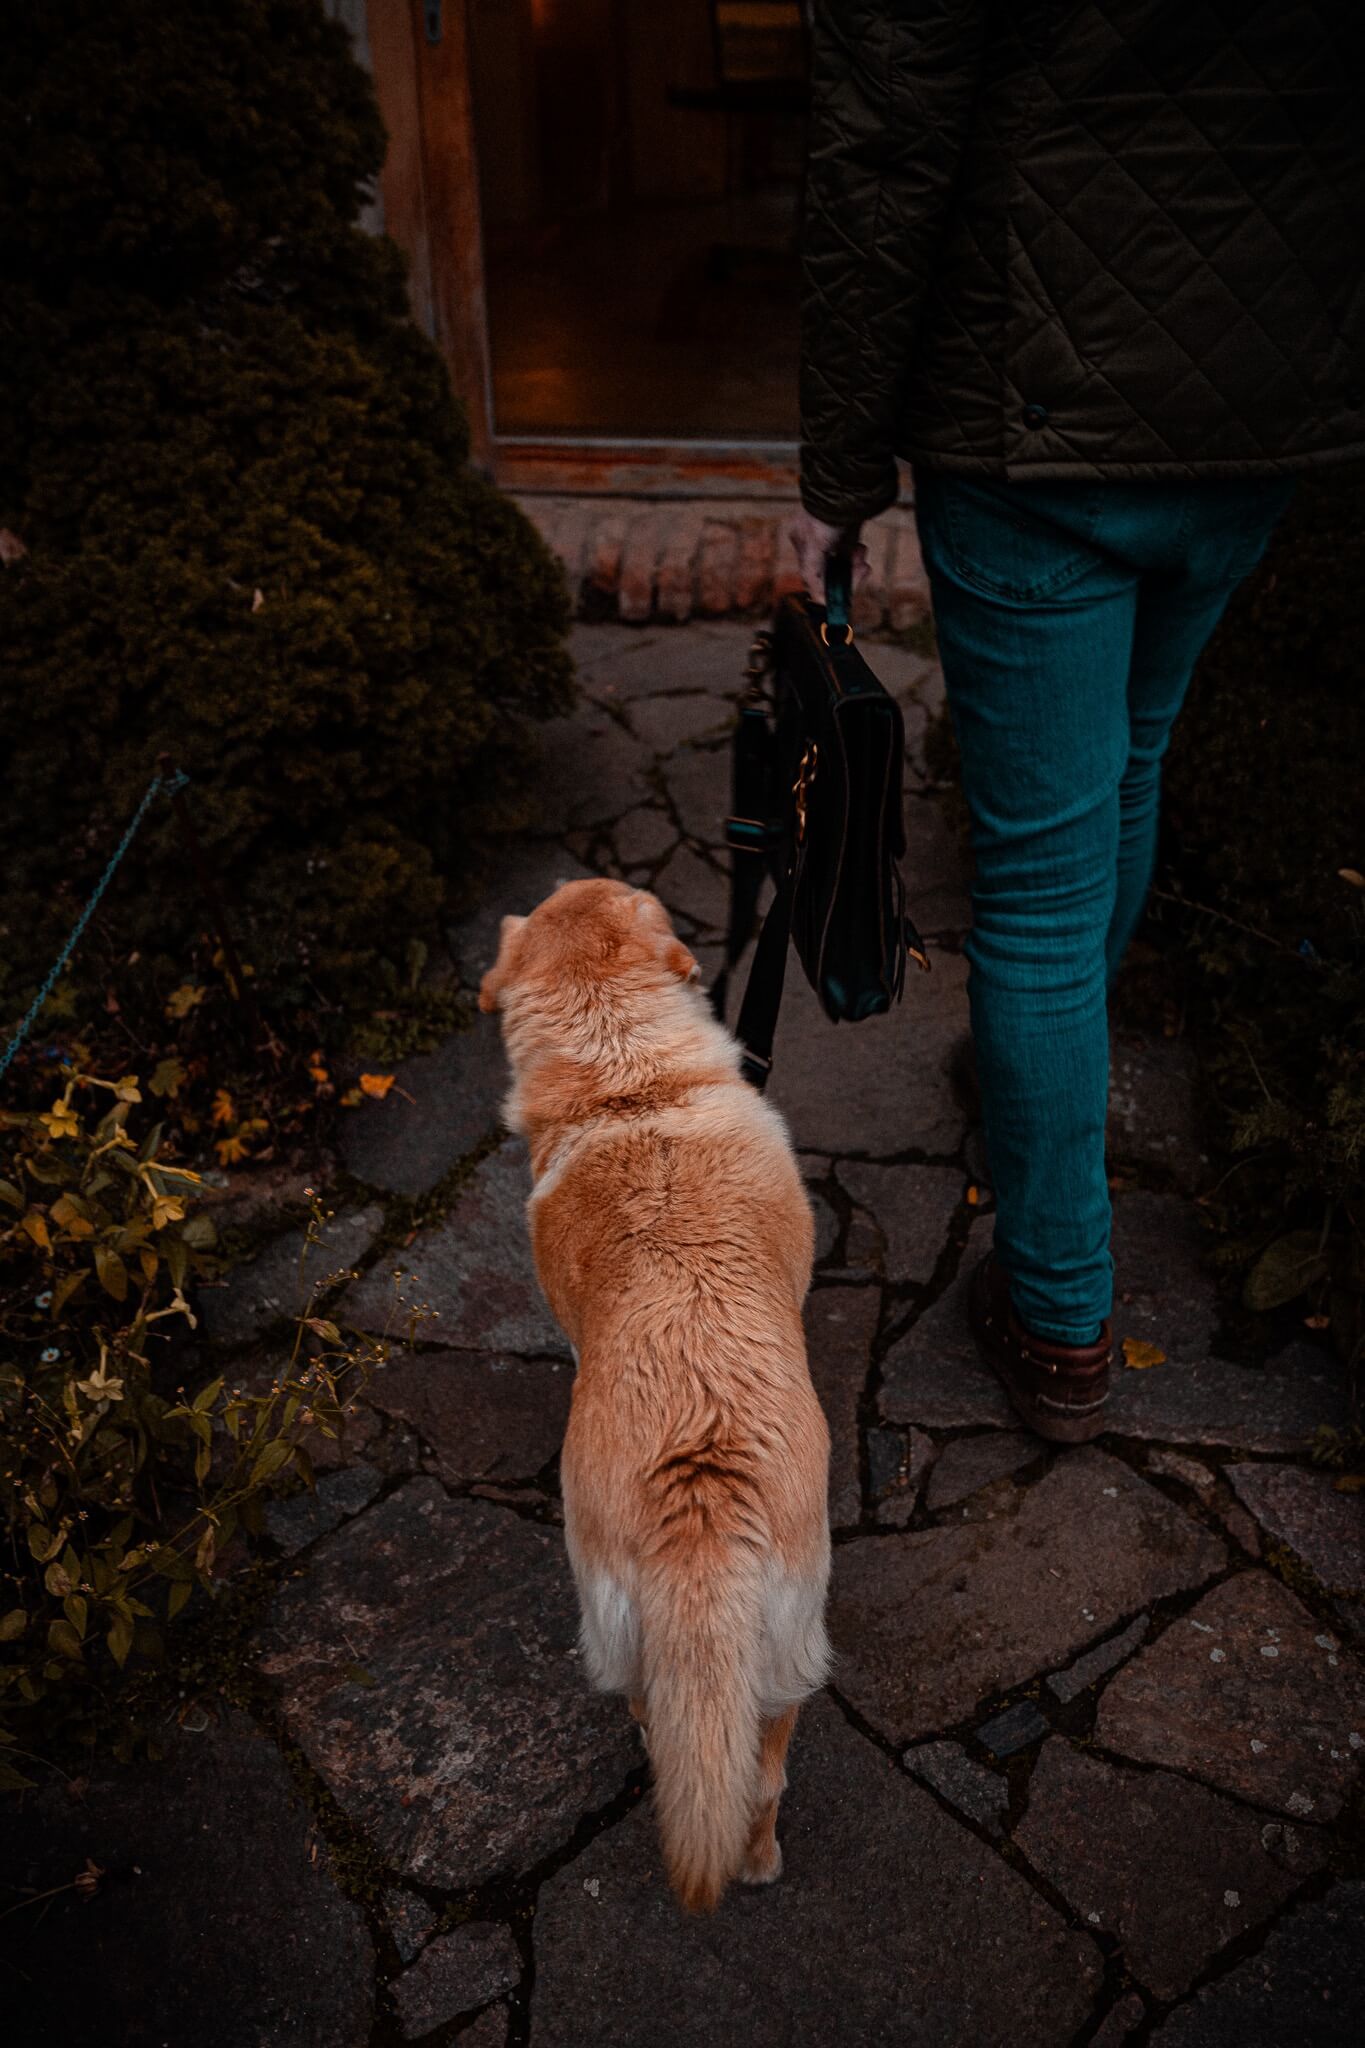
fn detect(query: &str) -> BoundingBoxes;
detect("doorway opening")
[468,1,807,447]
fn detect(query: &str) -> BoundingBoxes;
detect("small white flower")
[1285,1791,1315,1817]
[1259,1645,1280,1659]
[1210,1648,1226,1663]
[583,1877,601,1899]
[1223,1890,1241,1908]
[1315,1634,1336,1650]
[1250,1739,1267,1754]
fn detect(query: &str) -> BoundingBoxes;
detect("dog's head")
[478,878,698,1021]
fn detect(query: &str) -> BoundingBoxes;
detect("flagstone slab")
[1045,1615,1151,1706]
[902,794,973,933]
[383,1888,438,1964]
[804,1285,880,1526]
[1149,1884,1365,2046]
[257,1481,635,1889]
[868,1424,936,1526]
[1091,1994,1148,2047]
[200,1205,383,1348]
[529,711,651,831]
[448,843,597,988]
[528,1698,1101,2048]
[1095,1572,1365,1821]
[653,843,729,933]
[624,691,731,755]
[1225,1464,1364,1597]
[0,1711,374,2048]
[925,1431,1037,1514]
[904,1740,1009,1836]
[833,1162,964,1286]
[366,1347,572,1488]
[660,742,732,848]
[767,948,970,1159]
[881,1203,1351,1450]
[1109,1191,1222,1365]
[573,619,752,702]
[879,1218,1012,1429]
[391,1922,521,2040]
[831,1450,1225,1742]
[1107,1033,1208,1189]
[1018,1738,1324,2000]
[340,1024,508,1197]
[265,1463,384,1557]
[341,1142,567,1358]
[612,804,678,871]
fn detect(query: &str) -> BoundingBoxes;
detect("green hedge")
[0,0,572,1023]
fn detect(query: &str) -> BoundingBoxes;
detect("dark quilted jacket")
[799,0,1365,525]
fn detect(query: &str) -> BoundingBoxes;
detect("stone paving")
[6,620,1363,2048]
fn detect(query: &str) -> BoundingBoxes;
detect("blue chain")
[0,767,190,1084]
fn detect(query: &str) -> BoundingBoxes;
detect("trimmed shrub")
[0,0,572,1024]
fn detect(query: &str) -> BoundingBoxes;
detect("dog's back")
[543,1086,831,1910]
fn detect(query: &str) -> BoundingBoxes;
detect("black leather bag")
[710,557,928,1090]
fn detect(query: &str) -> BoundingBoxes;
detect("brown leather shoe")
[968,1252,1111,1444]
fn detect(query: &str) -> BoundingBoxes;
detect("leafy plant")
[0,1072,378,1773]
[1162,466,1365,1376]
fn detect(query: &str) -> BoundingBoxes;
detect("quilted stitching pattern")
[799,0,1365,523]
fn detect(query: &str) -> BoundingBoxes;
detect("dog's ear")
[478,914,527,1013]
[662,937,699,984]
[630,891,697,984]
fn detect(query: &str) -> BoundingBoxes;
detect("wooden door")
[363,0,799,495]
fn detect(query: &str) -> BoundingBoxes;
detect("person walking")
[791,1,1364,1441]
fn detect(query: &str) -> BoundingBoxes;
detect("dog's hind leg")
[741,1706,797,1885]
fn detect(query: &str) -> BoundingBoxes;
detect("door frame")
[364,0,801,496]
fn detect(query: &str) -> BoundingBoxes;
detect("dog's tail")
[638,1537,765,1913]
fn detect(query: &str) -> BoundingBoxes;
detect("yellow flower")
[40,1098,79,1141]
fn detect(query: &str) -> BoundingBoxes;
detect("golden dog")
[480,878,830,1910]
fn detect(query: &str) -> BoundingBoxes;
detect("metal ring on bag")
[820,620,854,647]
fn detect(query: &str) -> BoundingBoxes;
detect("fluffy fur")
[480,879,831,1911]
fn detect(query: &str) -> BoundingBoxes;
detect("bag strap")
[731,842,803,1092]
[824,548,855,637]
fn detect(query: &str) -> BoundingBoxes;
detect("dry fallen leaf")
[1337,867,1364,890]
[359,1073,395,1099]
[165,983,206,1020]
[965,1185,980,1207]
[1122,1337,1166,1370]
[251,587,265,613]
[0,528,29,566]
[1333,1473,1365,1494]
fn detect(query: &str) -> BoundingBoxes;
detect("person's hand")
[789,509,870,605]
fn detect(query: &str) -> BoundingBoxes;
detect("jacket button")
[1022,402,1049,429]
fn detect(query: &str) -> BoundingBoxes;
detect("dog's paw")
[740,1840,783,1887]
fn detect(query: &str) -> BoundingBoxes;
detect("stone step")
[517,494,932,633]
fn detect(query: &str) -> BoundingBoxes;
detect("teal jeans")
[914,473,1294,1344]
